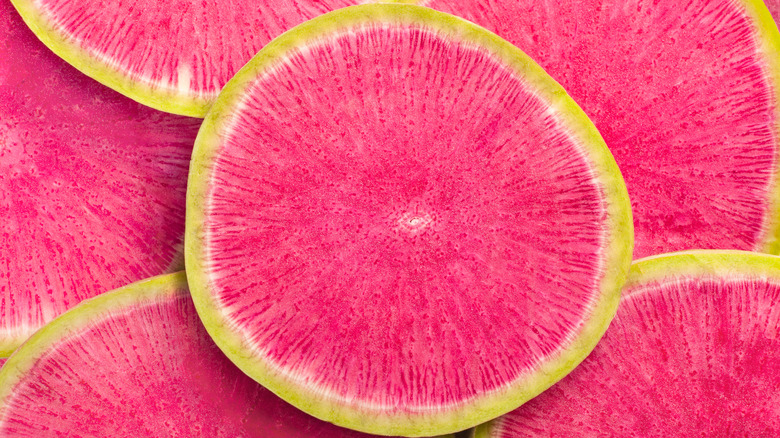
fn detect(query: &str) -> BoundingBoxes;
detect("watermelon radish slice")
[186,5,633,436]
[8,0,378,116]
[474,250,780,437]
[0,272,455,437]
[0,0,199,356]
[425,0,780,259]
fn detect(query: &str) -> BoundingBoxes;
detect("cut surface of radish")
[186,5,633,436]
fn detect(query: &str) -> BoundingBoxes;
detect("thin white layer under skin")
[186,4,632,436]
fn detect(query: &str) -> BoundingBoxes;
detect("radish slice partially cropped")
[186,5,633,436]
[0,0,199,356]
[476,251,780,437]
[9,0,373,116]
[0,272,454,437]
[426,0,780,259]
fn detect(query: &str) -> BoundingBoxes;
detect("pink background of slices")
[19,0,780,260]
[767,0,780,22]
[27,0,362,98]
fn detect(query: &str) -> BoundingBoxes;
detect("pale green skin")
[472,250,780,437]
[744,0,780,255]
[185,4,633,436]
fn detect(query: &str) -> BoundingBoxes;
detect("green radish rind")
[625,250,780,293]
[0,272,189,412]
[472,249,780,437]
[185,4,633,436]
[0,329,38,359]
[745,0,780,255]
[9,0,212,117]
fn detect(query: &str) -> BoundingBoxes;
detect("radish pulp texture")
[426,0,780,259]
[478,251,780,437]
[187,5,631,435]
[0,0,199,355]
[0,273,443,437]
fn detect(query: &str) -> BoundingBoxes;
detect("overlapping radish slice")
[425,0,780,259]
[0,0,199,357]
[0,272,454,437]
[186,5,632,436]
[9,0,374,116]
[476,251,780,436]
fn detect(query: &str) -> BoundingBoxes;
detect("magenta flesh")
[768,0,780,26]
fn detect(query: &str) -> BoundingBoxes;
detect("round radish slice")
[475,250,780,437]
[0,0,199,356]
[425,0,780,259]
[186,5,633,436]
[0,272,454,437]
[8,0,377,116]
